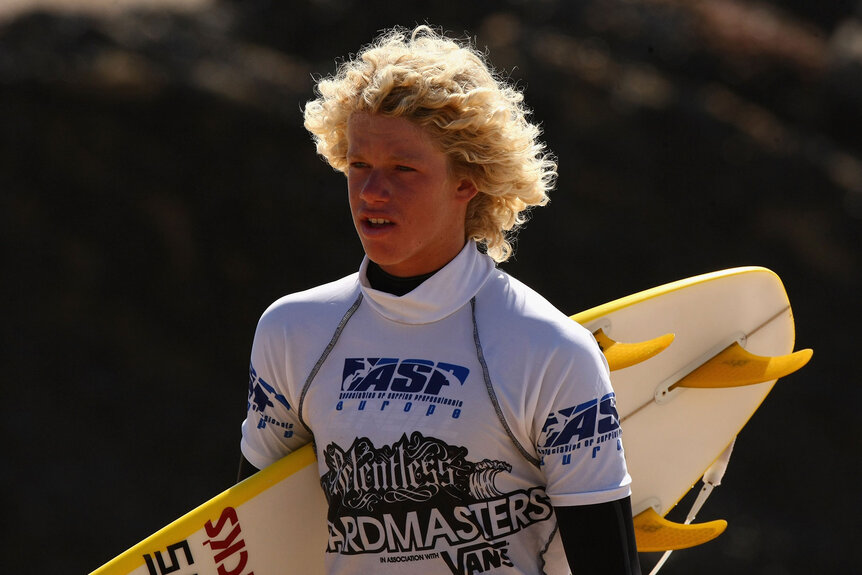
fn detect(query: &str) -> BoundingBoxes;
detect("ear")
[454,178,479,202]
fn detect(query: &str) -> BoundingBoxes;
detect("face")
[346,113,477,277]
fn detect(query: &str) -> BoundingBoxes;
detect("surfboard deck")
[90,266,810,574]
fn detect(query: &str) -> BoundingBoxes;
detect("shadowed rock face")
[2,1,860,573]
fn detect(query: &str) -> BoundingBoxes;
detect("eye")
[394,165,416,172]
[349,161,370,169]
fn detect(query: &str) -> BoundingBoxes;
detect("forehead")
[346,113,441,159]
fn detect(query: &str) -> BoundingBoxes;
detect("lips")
[358,214,396,236]
[360,211,396,226]
[367,217,392,226]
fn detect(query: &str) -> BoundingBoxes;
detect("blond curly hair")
[303,25,556,262]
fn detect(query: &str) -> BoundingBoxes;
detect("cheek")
[346,178,361,208]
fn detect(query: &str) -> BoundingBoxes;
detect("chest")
[301,304,495,448]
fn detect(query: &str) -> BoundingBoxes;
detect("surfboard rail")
[570,266,782,327]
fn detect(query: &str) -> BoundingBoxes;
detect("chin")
[361,246,401,267]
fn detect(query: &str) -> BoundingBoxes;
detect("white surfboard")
[90,266,811,574]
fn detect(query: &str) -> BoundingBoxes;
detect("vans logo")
[440,540,513,575]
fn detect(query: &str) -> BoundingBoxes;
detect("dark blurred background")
[2,0,860,573]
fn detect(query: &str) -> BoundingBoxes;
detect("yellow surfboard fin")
[594,329,675,371]
[674,343,813,389]
[633,508,727,552]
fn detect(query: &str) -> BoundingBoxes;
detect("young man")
[239,26,641,574]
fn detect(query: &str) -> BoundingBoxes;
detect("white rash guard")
[241,241,631,575]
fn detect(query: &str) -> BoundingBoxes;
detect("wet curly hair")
[303,25,556,262]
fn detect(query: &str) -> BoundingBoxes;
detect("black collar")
[366,261,438,296]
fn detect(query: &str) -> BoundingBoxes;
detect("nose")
[358,169,390,203]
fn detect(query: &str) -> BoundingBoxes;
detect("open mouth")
[366,217,393,228]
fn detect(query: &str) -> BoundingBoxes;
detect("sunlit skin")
[346,113,478,278]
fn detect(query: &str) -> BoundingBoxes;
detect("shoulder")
[474,269,607,380]
[477,270,597,350]
[256,273,361,336]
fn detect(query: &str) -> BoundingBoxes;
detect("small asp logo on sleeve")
[537,393,622,459]
[248,363,294,437]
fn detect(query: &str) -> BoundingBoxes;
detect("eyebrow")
[346,149,428,164]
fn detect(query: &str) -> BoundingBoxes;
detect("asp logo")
[341,358,469,396]
[248,363,290,415]
[538,393,620,450]
[248,363,294,438]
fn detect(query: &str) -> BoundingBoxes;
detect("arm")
[555,496,641,575]
[237,453,259,483]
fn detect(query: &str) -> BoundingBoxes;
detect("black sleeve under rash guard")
[237,454,257,482]
[555,497,642,574]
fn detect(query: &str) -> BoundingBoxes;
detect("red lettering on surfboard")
[204,507,255,575]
